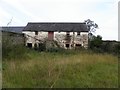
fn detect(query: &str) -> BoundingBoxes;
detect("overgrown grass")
[2,48,118,88]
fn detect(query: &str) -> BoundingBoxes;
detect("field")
[2,49,118,88]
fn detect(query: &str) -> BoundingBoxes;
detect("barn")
[23,22,89,49]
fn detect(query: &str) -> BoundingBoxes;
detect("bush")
[38,43,46,51]
[89,35,102,49]
[89,35,119,55]
[100,41,120,54]
[2,36,29,60]
[2,44,29,60]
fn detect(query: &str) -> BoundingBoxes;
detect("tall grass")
[2,49,118,88]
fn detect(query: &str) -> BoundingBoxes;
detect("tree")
[89,35,102,51]
[84,19,100,49]
[84,19,99,41]
[84,19,98,34]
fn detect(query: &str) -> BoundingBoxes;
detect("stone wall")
[54,32,88,49]
[22,31,48,47]
[23,31,88,49]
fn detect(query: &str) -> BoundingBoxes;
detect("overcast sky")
[0,0,118,40]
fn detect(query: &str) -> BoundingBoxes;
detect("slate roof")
[23,22,89,32]
[0,27,24,33]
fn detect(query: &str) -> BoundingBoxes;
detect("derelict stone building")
[23,22,89,49]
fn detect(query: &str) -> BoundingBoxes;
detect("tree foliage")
[84,19,99,41]
[89,35,103,51]
[84,19,98,33]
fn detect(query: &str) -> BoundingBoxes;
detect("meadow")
[2,48,118,88]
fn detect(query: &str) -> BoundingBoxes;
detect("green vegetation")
[2,32,118,88]
[89,35,120,55]
[2,47,118,88]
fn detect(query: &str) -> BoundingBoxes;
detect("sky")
[0,0,119,41]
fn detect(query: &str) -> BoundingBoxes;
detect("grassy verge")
[2,49,118,88]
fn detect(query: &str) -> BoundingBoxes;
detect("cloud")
[0,0,119,40]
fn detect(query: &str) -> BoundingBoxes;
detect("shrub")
[2,44,29,60]
[89,35,102,49]
[38,43,46,51]
[100,41,120,54]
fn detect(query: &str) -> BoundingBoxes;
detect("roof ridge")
[28,22,85,24]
